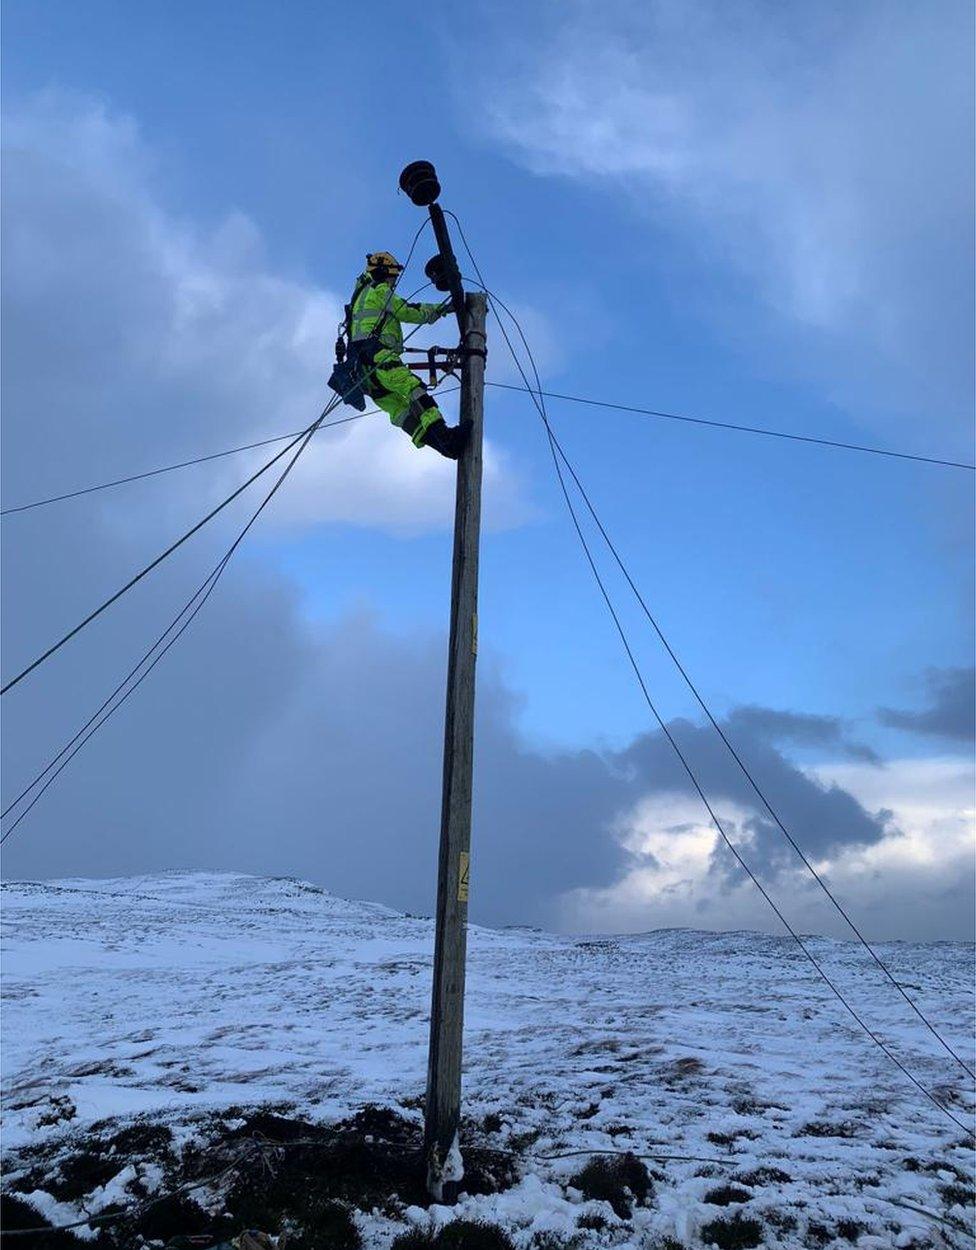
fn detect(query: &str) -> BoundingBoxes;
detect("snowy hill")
[2,872,973,1247]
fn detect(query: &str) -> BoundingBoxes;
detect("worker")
[345,251,468,459]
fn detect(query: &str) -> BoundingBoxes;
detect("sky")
[1,0,973,940]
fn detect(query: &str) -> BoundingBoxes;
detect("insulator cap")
[399,160,441,206]
[424,254,453,292]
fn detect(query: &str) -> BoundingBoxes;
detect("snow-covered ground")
[2,872,974,1247]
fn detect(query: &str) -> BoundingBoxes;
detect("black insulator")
[399,160,441,206]
[424,254,453,292]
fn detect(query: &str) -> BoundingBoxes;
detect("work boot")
[423,418,470,460]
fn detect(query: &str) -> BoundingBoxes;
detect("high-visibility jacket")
[348,275,445,358]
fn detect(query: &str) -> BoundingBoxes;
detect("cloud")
[879,667,976,742]
[1,91,969,943]
[0,90,527,538]
[472,0,975,430]
[725,705,880,764]
[561,756,975,940]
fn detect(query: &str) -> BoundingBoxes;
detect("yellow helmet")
[366,251,403,276]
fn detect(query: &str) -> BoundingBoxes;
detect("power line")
[486,383,976,471]
[540,373,972,1135]
[4,367,966,524]
[456,245,974,1082]
[1,359,451,835]
[544,420,975,1081]
[1,405,329,841]
[0,268,443,697]
[448,223,973,1133]
[0,408,326,698]
[483,282,975,1084]
[0,412,368,516]
[6,377,969,527]
[0,388,459,518]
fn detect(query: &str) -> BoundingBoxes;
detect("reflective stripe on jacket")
[349,274,444,354]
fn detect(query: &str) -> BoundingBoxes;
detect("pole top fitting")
[399,161,441,206]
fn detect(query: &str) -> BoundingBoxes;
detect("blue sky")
[1,1,973,936]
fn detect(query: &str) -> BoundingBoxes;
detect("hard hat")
[366,251,403,275]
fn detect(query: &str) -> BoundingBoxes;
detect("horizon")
[2,0,973,944]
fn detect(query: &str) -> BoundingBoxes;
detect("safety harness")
[328,274,399,410]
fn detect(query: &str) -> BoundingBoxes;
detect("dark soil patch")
[836,1220,865,1243]
[221,1106,513,1228]
[277,1201,361,1250]
[730,1097,768,1117]
[2,1104,516,1248]
[704,1185,751,1207]
[567,1153,653,1218]
[940,1182,975,1208]
[36,1097,76,1128]
[103,1121,174,1160]
[796,1121,858,1139]
[661,1057,705,1084]
[699,1212,763,1249]
[47,1151,124,1202]
[576,1210,608,1230]
[706,1131,738,1149]
[130,1193,233,1243]
[734,1166,791,1186]
[0,1193,111,1249]
[390,1222,516,1250]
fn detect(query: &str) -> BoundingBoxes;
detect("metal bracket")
[402,343,484,388]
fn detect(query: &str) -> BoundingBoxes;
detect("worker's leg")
[370,362,449,450]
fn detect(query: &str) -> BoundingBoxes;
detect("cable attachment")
[461,326,487,362]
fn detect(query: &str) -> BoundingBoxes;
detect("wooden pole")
[424,291,487,1201]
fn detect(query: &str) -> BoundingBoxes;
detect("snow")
[2,871,974,1247]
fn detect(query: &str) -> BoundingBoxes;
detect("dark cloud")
[615,719,889,878]
[878,667,976,742]
[725,705,881,765]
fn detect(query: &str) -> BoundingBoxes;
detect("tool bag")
[328,348,369,411]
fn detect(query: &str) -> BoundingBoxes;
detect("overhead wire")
[0,388,461,518]
[469,280,975,1083]
[0,413,326,697]
[0,226,439,697]
[447,219,974,1133]
[486,383,976,471]
[1,415,320,842]
[2,370,455,840]
[1,239,450,829]
[0,412,368,516]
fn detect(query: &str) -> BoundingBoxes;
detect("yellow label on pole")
[458,851,470,902]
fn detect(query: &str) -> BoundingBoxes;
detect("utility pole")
[398,162,486,1202]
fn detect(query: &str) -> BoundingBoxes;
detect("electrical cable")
[448,220,974,1133]
[532,348,972,1135]
[0,386,461,518]
[0,262,444,697]
[478,283,976,1084]
[0,411,327,697]
[1,403,328,842]
[0,412,368,516]
[486,383,976,472]
[545,418,976,1080]
[451,232,975,1085]
[2,371,453,839]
